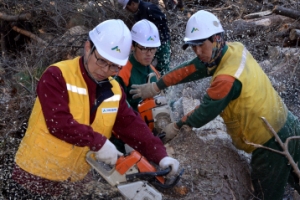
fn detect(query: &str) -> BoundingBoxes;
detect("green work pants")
[251,111,300,200]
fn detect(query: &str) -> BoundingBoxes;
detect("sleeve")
[112,87,168,164]
[156,57,209,90]
[38,66,106,151]
[176,75,242,128]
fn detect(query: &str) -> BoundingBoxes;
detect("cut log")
[273,5,300,20]
[231,15,290,36]
[289,29,300,41]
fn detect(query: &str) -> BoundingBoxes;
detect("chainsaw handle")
[151,168,185,189]
[126,166,172,181]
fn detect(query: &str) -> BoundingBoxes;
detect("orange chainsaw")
[137,73,173,137]
[86,150,183,200]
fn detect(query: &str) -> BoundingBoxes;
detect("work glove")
[95,140,123,165]
[159,157,180,176]
[162,122,180,143]
[130,82,160,99]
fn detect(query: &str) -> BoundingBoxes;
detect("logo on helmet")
[111,46,121,52]
[213,21,219,27]
[191,27,199,33]
[147,36,154,41]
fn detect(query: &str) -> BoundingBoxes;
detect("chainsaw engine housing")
[138,95,172,134]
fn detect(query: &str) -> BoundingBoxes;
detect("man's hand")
[162,122,180,143]
[130,82,160,99]
[95,140,123,165]
[159,157,179,176]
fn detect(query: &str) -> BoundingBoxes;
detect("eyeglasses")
[135,45,157,54]
[93,51,121,72]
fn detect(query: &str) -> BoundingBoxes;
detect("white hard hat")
[89,19,132,66]
[182,10,224,50]
[131,19,161,47]
[118,0,129,9]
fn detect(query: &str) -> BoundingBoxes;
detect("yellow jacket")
[15,57,122,181]
[212,42,288,153]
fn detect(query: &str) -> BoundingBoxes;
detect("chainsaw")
[86,150,184,200]
[137,73,173,137]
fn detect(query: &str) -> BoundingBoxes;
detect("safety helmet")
[89,19,132,66]
[182,10,224,50]
[131,19,161,47]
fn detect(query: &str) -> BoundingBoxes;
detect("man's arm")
[38,66,106,151]
[112,87,167,164]
[176,75,242,128]
[129,57,208,99]
[156,57,209,90]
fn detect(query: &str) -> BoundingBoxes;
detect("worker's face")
[126,2,139,13]
[133,44,157,66]
[191,39,213,63]
[84,41,121,82]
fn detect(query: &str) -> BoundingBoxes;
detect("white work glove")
[159,157,179,176]
[162,122,180,143]
[130,82,160,99]
[95,140,123,165]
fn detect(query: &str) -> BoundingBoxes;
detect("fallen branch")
[273,6,300,20]
[243,10,272,20]
[0,12,31,21]
[245,117,300,179]
[11,25,48,46]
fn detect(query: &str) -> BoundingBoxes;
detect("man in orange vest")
[116,19,161,111]
[118,0,171,75]
[111,19,161,153]
[4,19,179,199]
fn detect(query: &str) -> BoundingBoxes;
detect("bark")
[273,5,300,20]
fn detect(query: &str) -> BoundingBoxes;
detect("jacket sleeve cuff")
[176,121,184,129]
[156,79,167,90]
[89,133,107,151]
